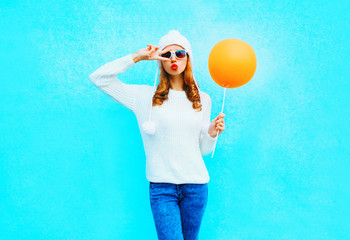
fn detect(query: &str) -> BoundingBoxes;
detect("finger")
[149,46,157,57]
[152,45,158,52]
[216,119,224,124]
[158,49,168,55]
[149,47,163,59]
[147,44,154,51]
[153,55,171,61]
[216,126,224,131]
[158,57,171,61]
[217,115,225,120]
[152,45,158,51]
[155,49,166,57]
[154,53,171,61]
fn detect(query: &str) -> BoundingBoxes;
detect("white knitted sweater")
[89,54,218,184]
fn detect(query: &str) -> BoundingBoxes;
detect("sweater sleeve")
[89,54,139,112]
[199,93,218,156]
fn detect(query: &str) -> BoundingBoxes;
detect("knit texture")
[89,54,218,184]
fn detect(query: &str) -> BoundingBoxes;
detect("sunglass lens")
[176,50,186,58]
[161,52,171,58]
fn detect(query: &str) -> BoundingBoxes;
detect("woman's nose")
[170,54,176,61]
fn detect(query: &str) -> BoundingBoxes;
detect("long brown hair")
[152,56,202,112]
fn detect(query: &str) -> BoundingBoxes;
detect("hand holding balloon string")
[208,86,227,138]
[208,112,226,138]
[208,39,256,158]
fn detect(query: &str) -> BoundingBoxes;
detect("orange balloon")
[208,39,257,88]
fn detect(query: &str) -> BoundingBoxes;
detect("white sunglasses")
[160,49,188,59]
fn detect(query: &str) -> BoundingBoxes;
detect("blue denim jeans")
[149,182,208,240]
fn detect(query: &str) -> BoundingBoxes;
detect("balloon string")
[211,87,226,158]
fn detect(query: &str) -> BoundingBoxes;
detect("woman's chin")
[167,69,184,75]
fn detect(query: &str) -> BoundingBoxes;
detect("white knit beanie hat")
[142,30,201,135]
[157,30,193,68]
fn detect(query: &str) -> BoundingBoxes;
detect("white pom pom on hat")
[142,120,156,135]
[142,30,201,136]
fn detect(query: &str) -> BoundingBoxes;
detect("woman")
[90,30,225,240]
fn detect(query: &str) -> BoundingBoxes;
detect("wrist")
[208,130,216,138]
[132,53,142,63]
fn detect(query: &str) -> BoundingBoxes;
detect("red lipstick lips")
[171,64,178,70]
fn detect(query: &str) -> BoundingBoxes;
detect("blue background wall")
[1,0,349,239]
